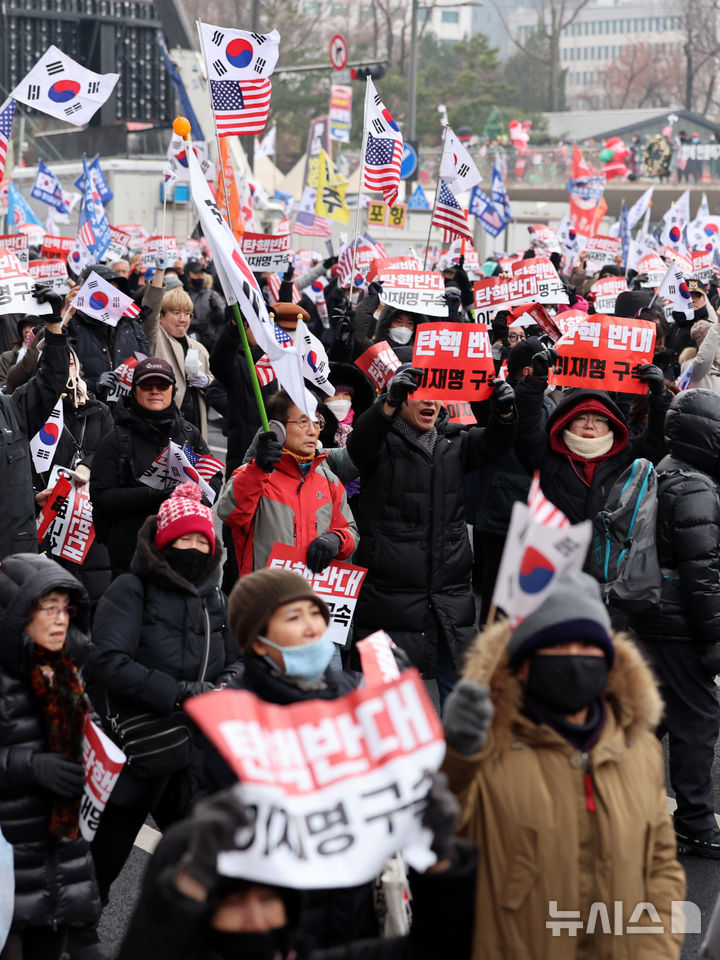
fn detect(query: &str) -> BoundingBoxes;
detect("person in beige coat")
[142,285,212,439]
[442,571,685,960]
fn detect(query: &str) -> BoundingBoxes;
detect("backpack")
[590,458,662,612]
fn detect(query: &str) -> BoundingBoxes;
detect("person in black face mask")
[82,483,243,960]
[441,571,685,959]
[183,260,226,351]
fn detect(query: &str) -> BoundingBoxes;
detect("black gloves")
[636,363,666,397]
[421,771,461,863]
[306,532,341,572]
[176,681,215,703]
[491,311,509,344]
[386,366,422,408]
[34,284,64,321]
[443,678,494,755]
[282,263,295,282]
[531,347,559,380]
[323,255,338,269]
[367,280,384,300]
[32,753,85,797]
[255,430,284,473]
[489,379,516,418]
[177,786,252,894]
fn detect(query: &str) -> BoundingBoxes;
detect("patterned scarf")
[394,416,439,456]
[334,407,355,448]
[28,644,87,839]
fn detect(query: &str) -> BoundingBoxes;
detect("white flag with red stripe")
[527,472,569,529]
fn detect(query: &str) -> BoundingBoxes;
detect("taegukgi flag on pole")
[492,474,591,626]
[655,265,694,320]
[198,23,280,81]
[11,45,118,127]
[439,125,482,196]
[30,398,64,473]
[361,78,403,207]
[72,271,140,327]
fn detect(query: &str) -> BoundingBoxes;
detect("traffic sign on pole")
[330,35,348,71]
[400,142,418,180]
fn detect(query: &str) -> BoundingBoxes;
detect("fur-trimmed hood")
[463,623,663,754]
[130,516,222,596]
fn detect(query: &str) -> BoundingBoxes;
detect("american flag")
[210,78,272,137]
[181,443,225,481]
[78,220,96,249]
[363,131,402,206]
[527,472,569,529]
[432,178,473,243]
[0,100,15,181]
[254,324,293,387]
[294,210,332,237]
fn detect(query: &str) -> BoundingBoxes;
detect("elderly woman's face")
[25,590,75,651]
[251,599,327,673]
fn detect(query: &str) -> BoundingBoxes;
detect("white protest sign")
[241,232,292,271]
[39,465,95,564]
[0,248,53,317]
[141,235,178,267]
[28,259,70,294]
[375,269,448,318]
[184,672,445,887]
[80,717,125,842]
[0,234,29,268]
[583,236,619,276]
[590,275,628,314]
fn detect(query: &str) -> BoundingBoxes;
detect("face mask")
[526,654,609,714]
[390,326,413,345]
[206,928,290,960]
[325,398,352,422]
[190,277,204,290]
[162,546,210,583]
[260,633,334,682]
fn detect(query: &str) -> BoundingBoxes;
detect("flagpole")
[422,124,449,271]
[195,19,236,234]
[348,77,370,302]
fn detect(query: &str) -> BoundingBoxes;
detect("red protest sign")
[80,717,125,841]
[473,273,538,313]
[36,474,73,542]
[663,246,693,274]
[549,314,655,395]
[366,256,422,282]
[40,234,74,262]
[691,250,714,282]
[412,322,495,401]
[355,341,401,391]
[0,233,29,267]
[445,400,477,425]
[356,630,401,687]
[590,276,628,313]
[509,301,562,341]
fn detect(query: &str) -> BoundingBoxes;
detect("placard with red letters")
[691,250,714,282]
[0,233,29,268]
[266,544,367,646]
[241,232,292,271]
[412,322,495,401]
[0,248,53,317]
[584,236,618,275]
[28,259,70,294]
[374,269,448,317]
[637,253,666,288]
[183,671,444,886]
[367,256,422,281]
[80,717,125,842]
[473,273,539,314]
[41,234,75,262]
[355,341,401,391]
[663,245,693,275]
[509,302,562,341]
[141,235,178,267]
[590,276,628,313]
[38,465,96,564]
[548,314,655,395]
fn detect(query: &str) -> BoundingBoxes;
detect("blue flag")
[157,33,204,142]
[491,166,512,222]
[7,181,41,230]
[74,156,113,205]
[619,200,631,269]
[408,184,429,210]
[469,185,506,238]
[31,160,68,215]
[78,154,111,261]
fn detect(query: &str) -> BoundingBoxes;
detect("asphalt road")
[83,418,720,959]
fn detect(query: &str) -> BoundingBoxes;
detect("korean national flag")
[10,45,118,127]
[30,398,64,473]
[199,22,280,81]
[72,270,137,327]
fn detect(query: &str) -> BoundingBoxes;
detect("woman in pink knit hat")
[81,483,242,954]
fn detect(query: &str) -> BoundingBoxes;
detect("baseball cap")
[132,357,176,387]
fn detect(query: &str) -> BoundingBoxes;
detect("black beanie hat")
[507,336,545,380]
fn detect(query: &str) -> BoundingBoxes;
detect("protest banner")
[511,258,569,305]
[141,235,177,267]
[80,717,126,842]
[105,356,139,403]
[28,259,70,294]
[266,544,367,646]
[0,233,28,268]
[589,275,628,313]
[373,269,448,318]
[663,245,693,275]
[38,466,96,564]
[527,224,561,256]
[355,341,401,391]
[637,253,666,288]
[510,302,562,341]
[554,308,590,338]
[549,314,655,395]
[0,248,53,318]
[445,400,477,425]
[583,235,618,275]
[241,232,292,271]
[41,234,75,262]
[366,256,422,281]
[103,225,133,261]
[412,322,495,401]
[357,630,401,687]
[184,671,445,887]
[473,273,539,318]
[691,250,714,282]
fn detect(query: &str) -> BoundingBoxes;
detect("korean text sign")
[355,341,401,391]
[375,269,448,318]
[412,322,495,401]
[80,717,125,842]
[266,544,366,646]
[549,314,655,395]
[241,232,292,271]
[511,258,569,305]
[184,671,445,887]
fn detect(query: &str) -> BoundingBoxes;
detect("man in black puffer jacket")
[348,367,517,706]
[631,389,720,859]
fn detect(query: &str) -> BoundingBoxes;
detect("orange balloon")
[173,116,191,139]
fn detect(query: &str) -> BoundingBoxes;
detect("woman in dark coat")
[87,483,242,921]
[89,357,222,578]
[0,554,100,960]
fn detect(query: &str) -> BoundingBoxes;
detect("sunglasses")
[136,379,173,392]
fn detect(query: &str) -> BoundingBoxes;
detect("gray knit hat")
[227,570,330,653]
[507,571,614,668]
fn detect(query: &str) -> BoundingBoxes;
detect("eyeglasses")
[507,332,525,342]
[36,602,78,620]
[136,380,173,392]
[286,415,325,432]
[573,413,609,426]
